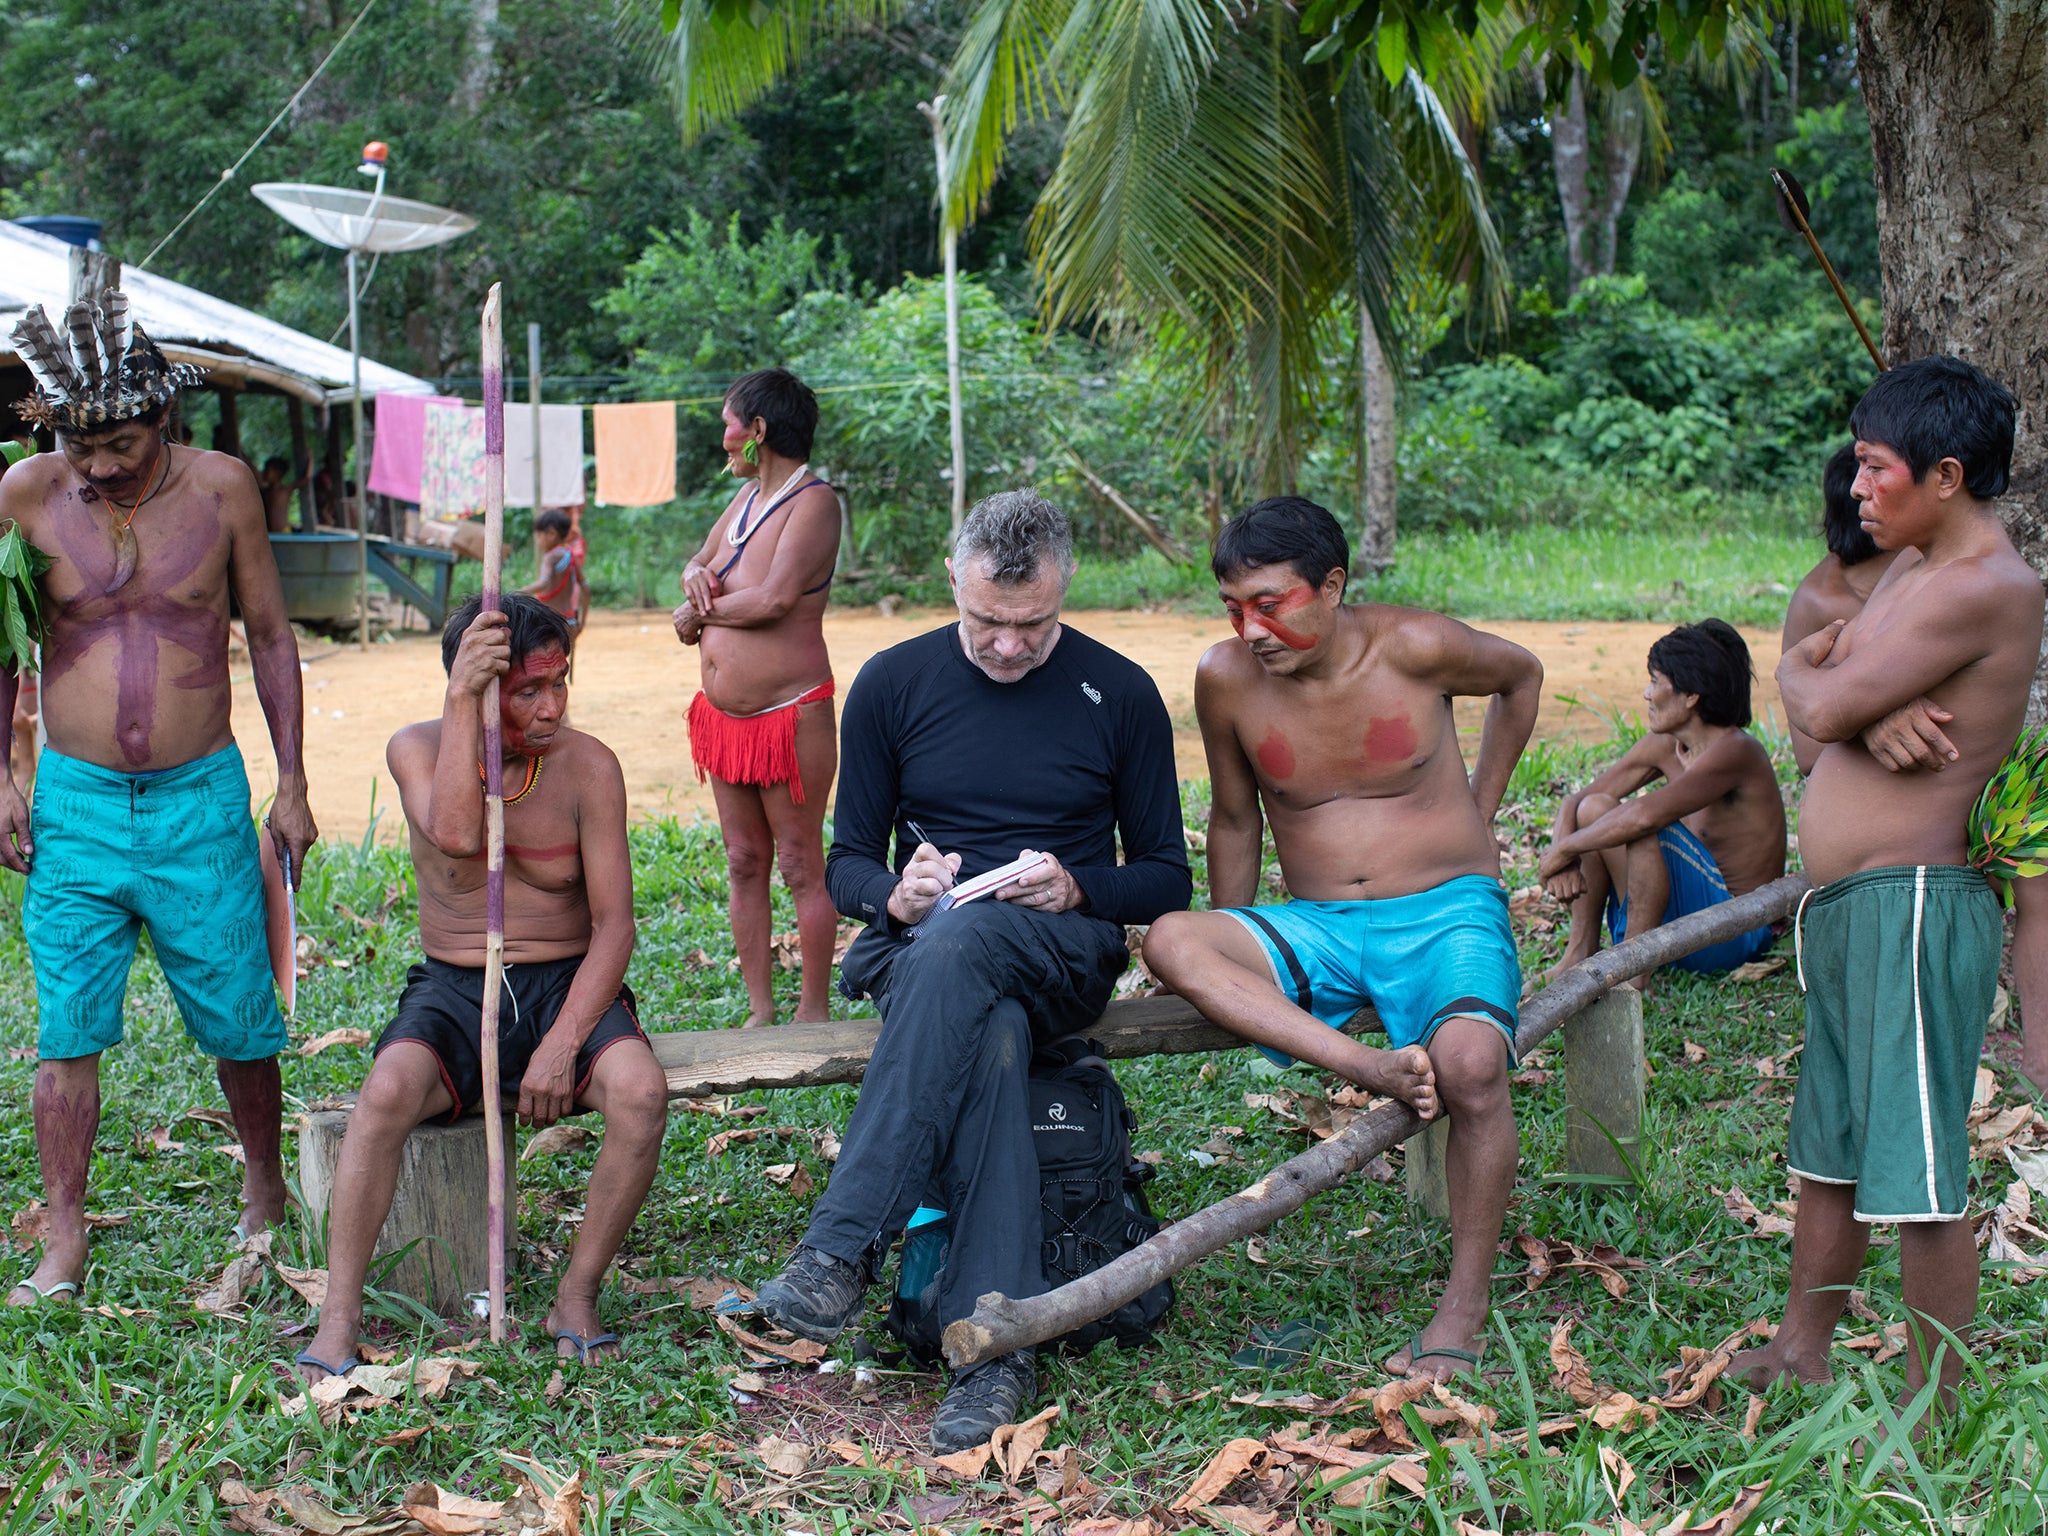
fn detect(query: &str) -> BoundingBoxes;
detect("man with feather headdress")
[0,292,316,1307]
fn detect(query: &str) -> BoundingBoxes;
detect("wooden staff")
[479,283,509,1342]
[940,873,1813,1369]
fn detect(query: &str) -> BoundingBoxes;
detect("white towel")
[503,403,586,508]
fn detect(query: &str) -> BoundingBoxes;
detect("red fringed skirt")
[687,679,835,802]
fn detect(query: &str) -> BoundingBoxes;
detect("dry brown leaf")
[1202,1506,1294,1536]
[1655,1344,1734,1411]
[1974,1103,2036,1151]
[521,1124,594,1162]
[704,1125,804,1158]
[275,1488,352,1534]
[1455,1522,1505,1536]
[714,1313,826,1364]
[1549,1319,1599,1406]
[1585,1390,1658,1432]
[133,1125,187,1157]
[1839,1322,1909,1364]
[1428,1382,1499,1439]
[195,1251,268,1316]
[990,1403,1060,1483]
[931,1443,993,1479]
[1600,1443,1638,1504]
[1653,1481,1770,1536]
[763,1162,814,1199]
[1973,1065,1999,1112]
[1727,957,1785,982]
[754,1434,812,1478]
[1172,1438,1269,1511]
[1716,1185,1795,1238]
[1372,1376,1438,1447]
[11,1200,130,1248]
[543,1369,567,1403]
[373,1425,430,1448]
[1740,1394,1767,1440]
[219,1480,265,1508]
[299,1028,372,1057]
[1068,1521,1162,1536]
[1683,1041,1710,1064]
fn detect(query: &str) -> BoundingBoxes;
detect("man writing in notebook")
[749,492,1191,1452]
[1143,496,1542,1381]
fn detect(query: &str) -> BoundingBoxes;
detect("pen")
[906,819,935,849]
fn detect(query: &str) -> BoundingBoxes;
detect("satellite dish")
[251,146,477,649]
[251,182,475,254]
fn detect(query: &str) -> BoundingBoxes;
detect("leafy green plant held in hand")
[1969,724,2048,896]
[0,521,53,673]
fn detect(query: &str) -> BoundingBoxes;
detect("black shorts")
[375,955,647,1123]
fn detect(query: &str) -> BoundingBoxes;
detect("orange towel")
[593,401,677,507]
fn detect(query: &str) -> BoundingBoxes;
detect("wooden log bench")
[300,875,1808,1320]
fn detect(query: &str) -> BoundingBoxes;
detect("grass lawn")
[3,737,2046,1533]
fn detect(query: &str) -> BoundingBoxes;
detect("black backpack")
[883,1036,1173,1363]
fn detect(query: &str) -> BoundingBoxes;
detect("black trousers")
[808,899,1129,1338]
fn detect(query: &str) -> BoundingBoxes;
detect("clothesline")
[425,370,1107,401]
[370,395,679,510]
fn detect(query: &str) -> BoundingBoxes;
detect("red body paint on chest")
[1364,714,1418,762]
[1255,728,1295,779]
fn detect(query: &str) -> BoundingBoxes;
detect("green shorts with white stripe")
[1786,864,2000,1223]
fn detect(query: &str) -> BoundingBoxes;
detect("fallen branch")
[941,873,1811,1368]
[1067,451,1190,565]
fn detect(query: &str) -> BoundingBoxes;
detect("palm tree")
[631,0,1504,568]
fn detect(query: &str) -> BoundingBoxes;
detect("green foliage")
[0,522,53,672]
[1970,725,2048,890]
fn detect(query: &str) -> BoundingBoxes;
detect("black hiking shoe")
[930,1350,1037,1453]
[753,1246,871,1343]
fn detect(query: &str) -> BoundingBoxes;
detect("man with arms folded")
[1144,497,1542,1381]
[1539,619,1786,985]
[750,492,1190,1450]
[293,595,667,1380]
[0,295,316,1305]
[1731,356,2044,1415]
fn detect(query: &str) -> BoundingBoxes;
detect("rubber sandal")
[1392,1332,1484,1378]
[291,1350,361,1380]
[551,1329,621,1365]
[1230,1317,1333,1369]
[8,1276,81,1305]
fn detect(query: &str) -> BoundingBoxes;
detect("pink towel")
[366,392,461,502]
[593,401,677,507]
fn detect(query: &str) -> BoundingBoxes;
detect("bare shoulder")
[388,719,441,773]
[552,728,626,797]
[1195,636,1262,696]
[0,453,67,534]
[182,446,261,495]
[1700,727,1778,781]
[1784,559,1852,641]
[1368,602,1466,665]
[1918,543,2042,626]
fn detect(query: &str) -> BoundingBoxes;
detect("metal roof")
[0,220,437,405]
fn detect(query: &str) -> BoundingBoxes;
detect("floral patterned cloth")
[420,401,484,519]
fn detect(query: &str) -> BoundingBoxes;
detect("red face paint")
[1223,584,1320,651]
[1254,727,1296,779]
[500,647,568,748]
[1364,714,1418,762]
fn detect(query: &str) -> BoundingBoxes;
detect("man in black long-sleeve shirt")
[753,492,1191,1451]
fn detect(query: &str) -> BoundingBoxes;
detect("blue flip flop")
[292,1349,361,1380]
[551,1329,621,1364]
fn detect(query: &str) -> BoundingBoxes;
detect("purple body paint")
[41,483,229,767]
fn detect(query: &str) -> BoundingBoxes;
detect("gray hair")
[953,491,1076,586]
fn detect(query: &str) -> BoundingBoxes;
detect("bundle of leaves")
[0,521,52,672]
[1969,724,2048,893]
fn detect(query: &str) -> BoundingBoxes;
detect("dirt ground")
[228,609,1786,844]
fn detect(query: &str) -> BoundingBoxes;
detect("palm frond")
[940,0,1076,227]
[622,0,911,144]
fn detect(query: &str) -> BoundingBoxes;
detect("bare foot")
[1339,1042,1438,1120]
[1728,1340,1831,1393]
[236,1171,290,1241]
[545,1299,621,1363]
[791,1007,831,1025]
[741,1010,775,1030]
[6,1232,87,1308]
[1541,950,1597,989]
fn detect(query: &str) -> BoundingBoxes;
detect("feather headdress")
[1969,724,2048,903]
[10,291,202,433]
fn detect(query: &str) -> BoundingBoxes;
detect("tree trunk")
[1357,307,1397,573]
[1595,86,1644,277]
[1548,62,1593,295]
[1858,0,2048,720]
[456,0,499,115]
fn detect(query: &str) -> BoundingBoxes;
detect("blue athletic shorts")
[1605,823,1778,974]
[1223,873,1521,1066]
[23,744,286,1062]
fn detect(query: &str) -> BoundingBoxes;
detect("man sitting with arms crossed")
[750,492,1190,1450]
[1144,497,1541,1380]
[293,595,668,1381]
[1731,356,2044,1417]
[1539,619,1786,984]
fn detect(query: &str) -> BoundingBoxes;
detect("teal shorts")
[1224,873,1521,1066]
[1787,864,1999,1223]
[23,744,286,1062]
